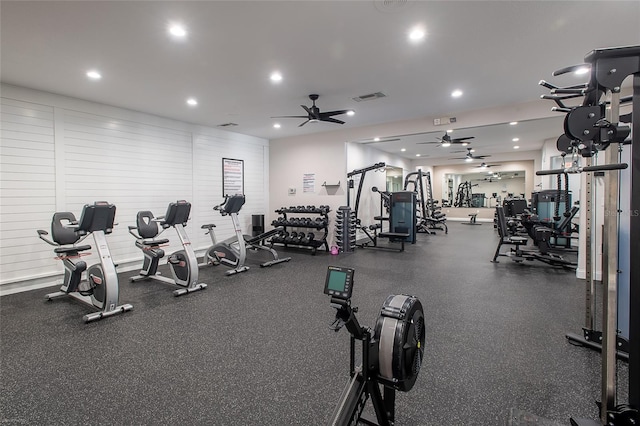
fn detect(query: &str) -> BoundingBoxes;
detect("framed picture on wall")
[222,158,244,195]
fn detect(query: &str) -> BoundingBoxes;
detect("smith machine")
[538,45,638,425]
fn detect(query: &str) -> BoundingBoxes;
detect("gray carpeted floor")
[0,223,627,425]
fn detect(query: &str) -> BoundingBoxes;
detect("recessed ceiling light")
[509,121,518,126]
[273,123,281,129]
[446,129,453,133]
[461,142,469,147]
[169,23,187,38]
[574,67,590,75]
[346,110,355,116]
[513,145,520,149]
[374,137,380,142]
[86,70,102,80]
[408,26,426,42]
[416,154,421,157]
[270,71,283,83]
[451,89,463,98]
[465,157,473,162]
[186,98,198,106]
[512,138,519,142]
[401,148,406,152]
[469,149,475,153]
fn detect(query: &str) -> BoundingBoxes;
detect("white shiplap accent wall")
[1,98,57,283]
[0,85,268,294]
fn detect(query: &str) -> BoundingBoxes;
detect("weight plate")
[374,294,425,392]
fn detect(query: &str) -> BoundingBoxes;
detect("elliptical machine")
[325,266,425,425]
[38,201,133,322]
[200,194,290,275]
[128,200,207,296]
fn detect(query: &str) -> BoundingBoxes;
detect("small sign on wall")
[222,158,244,195]
[288,188,296,196]
[303,173,315,193]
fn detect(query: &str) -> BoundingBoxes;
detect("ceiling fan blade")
[301,105,312,115]
[298,120,310,127]
[271,115,309,119]
[320,110,350,117]
[416,141,440,145]
[321,117,345,125]
[474,155,491,159]
[452,136,475,142]
[450,157,468,160]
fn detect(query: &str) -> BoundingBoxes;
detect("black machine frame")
[325,266,425,426]
[538,44,639,425]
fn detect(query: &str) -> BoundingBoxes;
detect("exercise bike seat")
[53,244,92,255]
[132,211,170,247]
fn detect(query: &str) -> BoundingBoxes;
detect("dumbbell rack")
[335,206,356,253]
[269,207,330,255]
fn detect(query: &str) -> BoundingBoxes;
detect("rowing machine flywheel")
[374,294,425,392]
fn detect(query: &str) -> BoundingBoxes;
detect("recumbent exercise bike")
[128,200,207,296]
[325,266,425,425]
[37,201,133,322]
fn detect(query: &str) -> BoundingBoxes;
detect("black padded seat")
[53,244,91,255]
[378,232,410,239]
[137,238,170,247]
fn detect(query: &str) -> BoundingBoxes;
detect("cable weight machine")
[538,44,639,425]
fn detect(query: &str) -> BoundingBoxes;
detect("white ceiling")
[2,1,639,152]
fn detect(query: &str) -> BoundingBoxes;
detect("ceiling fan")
[474,162,499,169]
[417,132,474,147]
[451,147,491,162]
[272,94,353,127]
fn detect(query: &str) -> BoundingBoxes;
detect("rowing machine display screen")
[324,266,354,300]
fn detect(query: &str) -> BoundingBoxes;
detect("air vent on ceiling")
[352,92,386,102]
[217,122,238,127]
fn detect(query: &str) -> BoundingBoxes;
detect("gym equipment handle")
[536,163,628,176]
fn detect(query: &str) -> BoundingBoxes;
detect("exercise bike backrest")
[134,211,161,239]
[214,195,245,216]
[160,200,191,228]
[75,202,116,236]
[37,212,84,246]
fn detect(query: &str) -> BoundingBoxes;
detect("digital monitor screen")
[324,266,354,300]
[327,270,347,292]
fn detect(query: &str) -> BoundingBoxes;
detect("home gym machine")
[347,162,413,252]
[347,162,386,225]
[537,44,638,425]
[324,266,425,425]
[360,188,415,252]
[128,200,207,296]
[38,201,133,322]
[453,181,476,207]
[200,194,290,275]
[403,169,448,234]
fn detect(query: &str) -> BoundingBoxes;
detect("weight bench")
[242,227,291,267]
[358,224,410,252]
[463,213,481,225]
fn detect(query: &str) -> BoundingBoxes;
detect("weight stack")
[335,206,356,253]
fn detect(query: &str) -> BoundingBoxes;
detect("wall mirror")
[351,116,566,209]
[385,166,403,192]
[442,170,525,208]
